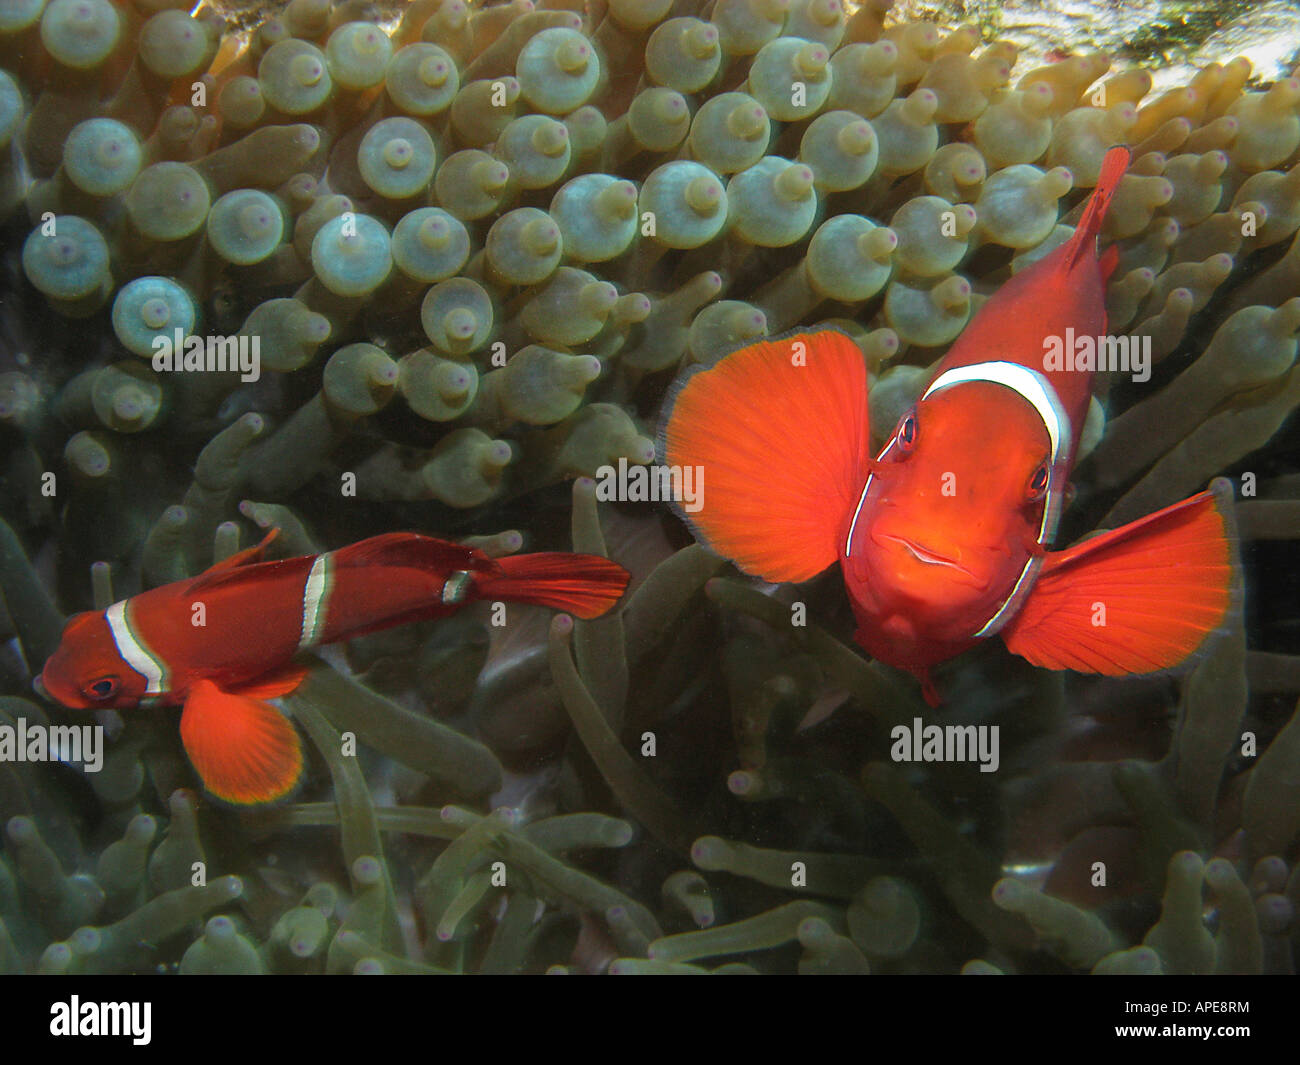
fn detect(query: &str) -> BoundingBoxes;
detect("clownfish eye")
[897,413,918,452]
[85,677,118,700]
[1027,464,1050,501]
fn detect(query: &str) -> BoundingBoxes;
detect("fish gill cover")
[0,0,1295,978]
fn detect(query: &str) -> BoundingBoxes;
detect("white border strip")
[299,553,333,649]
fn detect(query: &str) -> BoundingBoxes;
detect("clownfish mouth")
[877,533,982,584]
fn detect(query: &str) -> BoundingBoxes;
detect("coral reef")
[0,0,1298,975]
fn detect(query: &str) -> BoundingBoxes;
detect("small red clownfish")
[663,146,1234,705]
[38,533,629,803]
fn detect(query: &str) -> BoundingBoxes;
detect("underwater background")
[0,0,1298,975]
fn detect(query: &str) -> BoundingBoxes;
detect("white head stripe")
[844,437,894,557]
[104,600,167,695]
[922,361,1070,467]
[972,556,1044,638]
[298,553,333,650]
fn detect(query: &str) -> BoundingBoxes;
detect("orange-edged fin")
[472,553,630,620]
[179,680,303,804]
[1066,145,1131,270]
[1002,484,1236,674]
[660,328,872,583]
[236,665,309,700]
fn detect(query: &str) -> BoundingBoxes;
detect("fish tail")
[1066,144,1131,270]
[472,553,630,619]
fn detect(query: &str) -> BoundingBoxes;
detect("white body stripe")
[104,600,167,695]
[298,553,333,649]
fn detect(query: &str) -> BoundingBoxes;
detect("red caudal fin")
[660,328,872,583]
[1002,484,1236,674]
[1066,145,1131,270]
[472,553,631,619]
[179,680,303,804]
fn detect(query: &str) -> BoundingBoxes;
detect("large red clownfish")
[38,533,629,803]
[662,146,1235,705]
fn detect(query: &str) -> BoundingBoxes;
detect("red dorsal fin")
[1066,145,1131,270]
[179,680,303,804]
[203,528,280,573]
[1002,486,1235,674]
[661,329,872,582]
[186,529,293,594]
[472,553,630,619]
[330,532,479,572]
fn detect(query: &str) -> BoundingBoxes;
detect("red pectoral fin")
[236,665,309,700]
[179,680,303,804]
[660,328,871,583]
[1002,486,1235,674]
